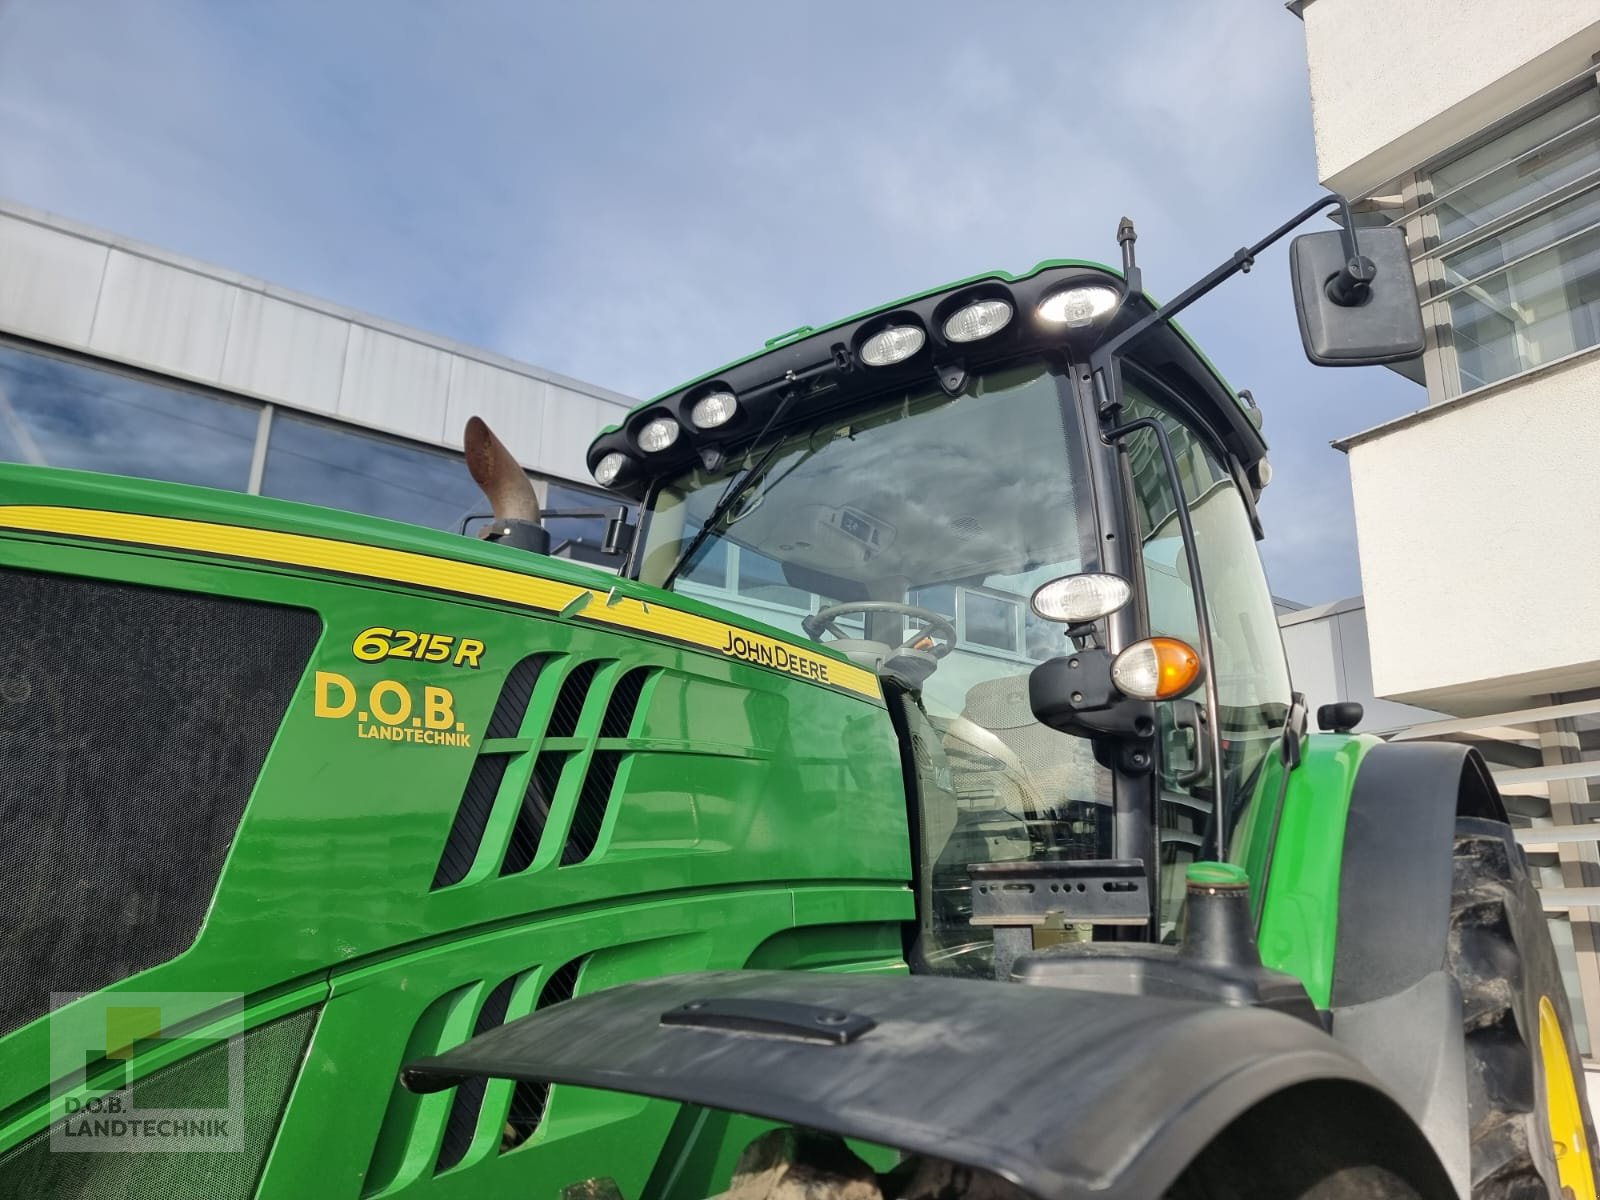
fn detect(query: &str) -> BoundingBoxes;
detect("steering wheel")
[803,601,958,659]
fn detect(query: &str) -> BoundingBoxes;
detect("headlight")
[637,416,680,453]
[1111,636,1202,700]
[690,391,738,430]
[859,324,926,367]
[1037,285,1119,328]
[593,452,629,486]
[942,298,1013,343]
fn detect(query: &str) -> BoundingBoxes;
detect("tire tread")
[1449,821,1588,1200]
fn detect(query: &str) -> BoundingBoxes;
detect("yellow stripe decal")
[0,505,883,703]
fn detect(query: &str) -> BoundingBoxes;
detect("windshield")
[638,364,1094,705]
[638,363,1115,974]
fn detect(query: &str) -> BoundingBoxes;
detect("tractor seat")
[943,674,1112,819]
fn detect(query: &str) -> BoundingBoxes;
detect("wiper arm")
[660,395,797,589]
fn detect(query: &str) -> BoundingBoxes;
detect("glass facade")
[0,343,258,490]
[0,339,623,552]
[1409,82,1600,395]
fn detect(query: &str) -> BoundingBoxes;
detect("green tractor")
[0,196,1591,1200]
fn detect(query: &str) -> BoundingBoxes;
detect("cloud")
[0,0,1423,602]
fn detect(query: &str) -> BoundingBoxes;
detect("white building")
[1295,2,1600,1060]
[0,198,636,561]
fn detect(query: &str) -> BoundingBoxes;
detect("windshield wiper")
[660,394,797,589]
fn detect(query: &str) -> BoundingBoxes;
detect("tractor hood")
[0,463,883,704]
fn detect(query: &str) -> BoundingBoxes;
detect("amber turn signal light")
[1111,636,1203,700]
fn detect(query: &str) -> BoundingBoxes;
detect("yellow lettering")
[369,680,412,726]
[454,638,485,669]
[314,671,355,718]
[423,686,454,729]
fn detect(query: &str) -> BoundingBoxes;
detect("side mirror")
[1316,701,1364,734]
[1289,226,1425,366]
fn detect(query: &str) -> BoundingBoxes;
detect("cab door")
[1118,373,1294,934]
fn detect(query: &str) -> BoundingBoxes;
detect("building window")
[962,591,1021,652]
[260,411,484,530]
[543,480,627,557]
[0,338,628,557]
[909,584,957,619]
[0,342,258,490]
[736,547,812,611]
[1413,83,1600,396]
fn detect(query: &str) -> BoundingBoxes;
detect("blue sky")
[0,0,1422,602]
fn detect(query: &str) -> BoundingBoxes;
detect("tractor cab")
[632,357,1129,973]
[582,202,1425,975]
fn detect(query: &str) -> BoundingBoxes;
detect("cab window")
[1121,376,1292,932]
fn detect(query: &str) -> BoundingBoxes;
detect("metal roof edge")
[1277,594,1365,626]
[0,195,638,411]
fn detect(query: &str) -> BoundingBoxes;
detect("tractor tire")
[1449,817,1598,1200]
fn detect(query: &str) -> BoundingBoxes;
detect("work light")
[943,298,1013,343]
[859,324,925,367]
[690,391,738,430]
[637,416,681,453]
[1037,285,1119,327]
[593,452,629,486]
[1030,573,1132,623]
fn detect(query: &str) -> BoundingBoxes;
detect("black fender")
[402,969,1454,1200]
[1332,740,1505,1009]
[1329,739,1509,1200]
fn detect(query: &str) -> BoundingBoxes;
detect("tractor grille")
[502,957,583,1147]
[0,1006,318,1200]
[0,568,319,1037]
[362,958,587,1192]
[431,658,655,887]
[435,975,517,1171]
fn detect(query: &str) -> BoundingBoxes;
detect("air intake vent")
[557,668,653,866]
[599,667,652,738]
[0,569,319,1038]
[484,655,551,740]
[0,1007,319,1198]
[432,659,652,890]
[432,656,551,890]
[563,753,619,865]
[499,752,571,877]
[503,957,584,1151]
[546,662,601,738]
[432,755,511,888]
[435,976,516,1172]
[365,960,585,1187]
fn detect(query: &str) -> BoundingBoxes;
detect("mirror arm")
[1090,193,1370,411]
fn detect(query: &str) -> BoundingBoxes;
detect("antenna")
[1117,217,1142,295]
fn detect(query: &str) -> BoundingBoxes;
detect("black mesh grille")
[545,662,601,738]
[503,958,583,1150]
[562,753,620,866]
[499,752,570,877]
[432,754,511,889]
[0,569,319,1037]
[484,655,550,740]
[435,978,516,1172]
[598,668,653,738]
[0,1007,318,1200]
